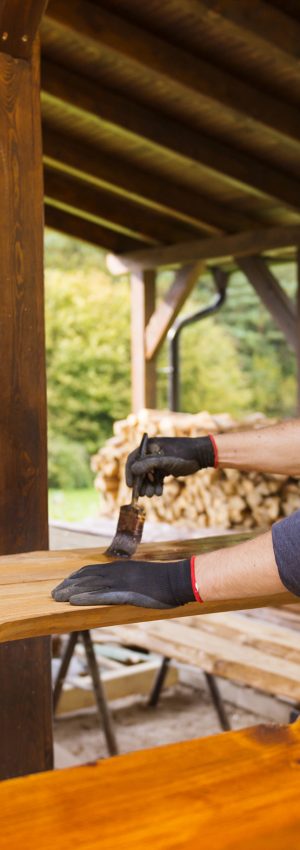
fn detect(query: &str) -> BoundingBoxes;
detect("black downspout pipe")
[167,267,228,411]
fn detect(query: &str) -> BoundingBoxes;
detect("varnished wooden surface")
[1,722,300,849]
[0,533,297,643]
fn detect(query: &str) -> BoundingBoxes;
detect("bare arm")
[194,530,284,602]
[215,419,300,476]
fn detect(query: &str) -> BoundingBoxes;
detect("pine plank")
[1,722,300,849]
[0,537,297,643]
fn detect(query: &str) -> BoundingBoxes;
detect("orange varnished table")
[1,721,300,849]
[0,533,298,642]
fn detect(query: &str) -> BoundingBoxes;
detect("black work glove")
[126,435,216,497]
[52,558,200,609]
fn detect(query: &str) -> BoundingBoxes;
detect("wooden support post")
[131,270,156,412]
[0,40,53,778]
[297,250,300,415]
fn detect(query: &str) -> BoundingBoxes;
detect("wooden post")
[0,40,53,778]
[131,270,156,412]
[297,250,300,415]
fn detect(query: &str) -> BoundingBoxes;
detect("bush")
[48,433,93,490]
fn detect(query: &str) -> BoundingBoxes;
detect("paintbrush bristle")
[105,503,146,558]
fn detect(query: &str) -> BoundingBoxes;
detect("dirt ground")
[53,674,268,768]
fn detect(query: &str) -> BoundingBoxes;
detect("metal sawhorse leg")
[53,630,118,756]
[148,656,231,732]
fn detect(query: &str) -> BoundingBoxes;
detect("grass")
[48,488,100,523]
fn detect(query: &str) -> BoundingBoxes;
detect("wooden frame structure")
[1,0,300,778]
[40,0,300,410]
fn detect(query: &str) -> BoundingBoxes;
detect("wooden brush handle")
[132,432,148,504]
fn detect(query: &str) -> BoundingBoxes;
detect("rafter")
[44,169,200,245]
[44,206,146,254]
[41,60,300,212]
[43,127,255,235]
[106,225,300,274]
[197,0,300,61]
[44,0,300,148]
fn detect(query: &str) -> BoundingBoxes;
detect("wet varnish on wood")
[1,721,300,850]
[0,533,298,643]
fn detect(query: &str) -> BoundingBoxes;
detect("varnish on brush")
[105,433,148,559]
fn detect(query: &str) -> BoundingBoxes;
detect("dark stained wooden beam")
[131,270,156,412]
[43,127,255,235]
[237,256,297,351]
[145,263,204,360]
[297,249,300,414]
[0,0,49,59]
[107,225,300,274]
[44,168,202,245]
[41,60,300,212]
[197,0,300,61]
[0,41,52,778]
[44,0,300,148]
[44,206,148,254]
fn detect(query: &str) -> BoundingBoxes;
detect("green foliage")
[45,232,297,488]
[48,433,93,489]
[214,265,297,418]
[45,265,131,456]
[157,318,252,415]
[49,488,99,522]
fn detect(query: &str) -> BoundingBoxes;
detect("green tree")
[157,317,252,415]
[45,267,131,456]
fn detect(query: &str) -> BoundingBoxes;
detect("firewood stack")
[92,410,300,531]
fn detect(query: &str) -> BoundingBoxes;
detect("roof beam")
[0,0,49,59]
[41,60,300,212]
[197,0,300,61]
[106,225,300,274]
[44,206,146,254]
[145,263,204,361]
[43,127,255,235]
[44,169,201,245]
[238,256,297,350]
[44,0,300,148]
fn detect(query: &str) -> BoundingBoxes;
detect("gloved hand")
[52,557,201,609]
[126,435,217,497]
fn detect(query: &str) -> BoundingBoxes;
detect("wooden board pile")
[92,409,300,530]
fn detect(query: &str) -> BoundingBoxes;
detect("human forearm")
[215,420,300,476]
[194,531,284,602]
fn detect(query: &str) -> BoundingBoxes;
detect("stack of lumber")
[92,409,300,530]
[106,605,300,702]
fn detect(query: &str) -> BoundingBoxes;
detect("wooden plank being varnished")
[0,534,298,643]
[1,722,300,850]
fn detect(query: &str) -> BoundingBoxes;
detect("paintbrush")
[105,432,148,558]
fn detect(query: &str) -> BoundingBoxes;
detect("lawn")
[48,488,100,523]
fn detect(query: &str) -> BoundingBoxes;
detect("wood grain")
[0,0,48,59]
[131,269,156,412]
[145,262,204,360]
[45,1,300,148]
[0,40,52,779]
[0,535,298,644]
[41,59,300,211]
[1,722,300,849]
[107,224,300,274]
[113,611,300,701]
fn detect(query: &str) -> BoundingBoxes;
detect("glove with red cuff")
[126,435,218,497]
[52,557,202,609]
